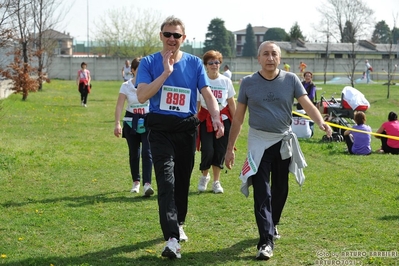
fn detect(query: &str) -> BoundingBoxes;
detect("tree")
[203,18,232,57]
[372,20,392,43]
[227,30,236,57]
[263,28,289,41]
[342,21,356,43]
[0,0,15,48]
[93,6,162,57]
[241,23,256,57]
[317,0,374,43]
[31,0,69,91]
[392,27,399,43]
[289,22,305,41]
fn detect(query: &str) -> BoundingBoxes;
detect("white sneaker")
[256,244,273,260]
[212,181,224,194]
[198,174,210,192]
[143,183,154,197]
[273,226,281,240]
[84,104,87,107]
[161,237,181,259]
[130,182,140,193]
[179,225,188,242]
[81,101,84,106]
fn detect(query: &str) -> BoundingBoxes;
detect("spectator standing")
[222,65,232,79]
[343,111,372,155]
[225,41,331,261]
[76,62,91,107]
[283,62,290,72]
[114,57,154,196]
[375,111,399,154]
[365,60,372,84]
[122,60,132,82]
[197,50,236,194]
[136,16,224,259]
[298,61,307,73]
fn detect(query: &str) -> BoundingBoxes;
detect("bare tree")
[93,6,162,57]
[31,0,69,91]
[318,0,374,43]
[0,0,15,48]
[382,14,398,99]
[318,0,375,87]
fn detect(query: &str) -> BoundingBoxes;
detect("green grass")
[0,80,398,266]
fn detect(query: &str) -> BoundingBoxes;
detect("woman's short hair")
[202,50,223,65]
[388,111,398,121]
[81,62,87,67]
[354,111,366,125]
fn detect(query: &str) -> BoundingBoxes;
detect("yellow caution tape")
[292,110,399,141]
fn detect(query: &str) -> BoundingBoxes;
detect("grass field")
[0,79,398,266]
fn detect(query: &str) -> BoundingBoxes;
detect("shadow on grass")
[0,238,258,266]
[378,215,399,221]
[1,191,157,208]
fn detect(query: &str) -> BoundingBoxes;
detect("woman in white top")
[114,57,154,196]
[197,50,236,193]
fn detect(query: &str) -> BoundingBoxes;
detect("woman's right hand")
[114,124,122,137]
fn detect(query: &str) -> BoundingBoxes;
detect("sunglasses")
[162,32,183,39]
[207,60,220,65]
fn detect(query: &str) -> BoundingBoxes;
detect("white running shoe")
[179,225,188,242]
[161,237,181,259]
[198,174,210,192]
[256,244,273,260]
[212,181,224,194]
[273,226,281,240]
[130,182,140,193]
[143,183,154,197]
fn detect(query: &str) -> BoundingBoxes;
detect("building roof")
[41,29,73,40]
[275,40,399,54]
[233,26,268,35]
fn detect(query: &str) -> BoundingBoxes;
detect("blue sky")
[63,0,399,44]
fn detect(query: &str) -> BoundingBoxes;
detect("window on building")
[382,54,390,59]
[321,53,327,58]
[335,54,343,58]
[348,53,356,58]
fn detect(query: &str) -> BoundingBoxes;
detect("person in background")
[343,111,371,155]
[291,109,313,138]
[297,71,317,110]
[114,57,154,196]
[136,16,224,259]
[197,50,236,194]
[76,62,91,107]
[222,64,232,80]
[365,60,372,84]
[122,60,132,82]
[298,61,307,74]
[375,111,399,154]
[283,62,290,72]
[225,41,331,261]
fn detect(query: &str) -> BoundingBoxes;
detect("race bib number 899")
[160,85,191,113]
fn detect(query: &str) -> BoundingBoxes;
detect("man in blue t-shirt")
[136,16,224,260]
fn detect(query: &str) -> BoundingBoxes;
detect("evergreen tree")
[342,21,356,43]
[263,28,289,41]
[242,23,256,57]
[203,18,232,57]
[289,22,305,41]
[371,20,391,43]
